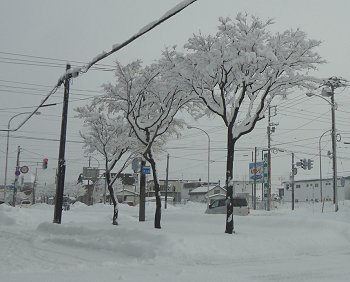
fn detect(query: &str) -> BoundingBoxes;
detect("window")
[211,199,226,208]
[296,184,301,188]
[218,199,226,206]
[315,184,319,187]
[214,189,220,194]
[306,184,309,187]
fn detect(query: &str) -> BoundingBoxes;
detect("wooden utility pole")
[53,64,71,224]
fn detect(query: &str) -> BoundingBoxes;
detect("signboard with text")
[249,162,264,183]
[142,166,151,174]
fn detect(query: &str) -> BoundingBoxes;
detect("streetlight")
[318,129,331,203]
[3,111,41,203]
[187,126,210,207]
[306,77,347,212]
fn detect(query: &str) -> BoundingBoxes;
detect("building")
[282,177,349,202]
[189,184,226,203]
[116,189,139,206]
[232,180,253,196]
[147,179,221,203]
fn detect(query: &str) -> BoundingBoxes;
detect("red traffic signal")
[42,158,48,169]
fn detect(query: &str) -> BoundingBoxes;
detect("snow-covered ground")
[1,200,350,282]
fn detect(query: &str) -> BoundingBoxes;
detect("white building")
[188,185,226,203]
[282,177,349,202]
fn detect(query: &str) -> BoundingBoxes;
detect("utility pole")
[53,64,71,224]
[251,151,254,208]
[267,105,278,211]
[164,153,169,209]
[12,146,21,206]
[330,89,338,212]
[139,159,146,221]
[33,167,38,204]
[291,152,295,211]
[87,156,93,205]
[253,147,257,210]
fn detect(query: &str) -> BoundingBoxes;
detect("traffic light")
[307,159,314,170]
[42,158,48,169]
[300,159,307,170]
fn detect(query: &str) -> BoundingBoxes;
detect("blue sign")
[142,166,151,174]
[249,162,264,183]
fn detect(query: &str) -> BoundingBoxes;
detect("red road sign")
[20,166,29,174]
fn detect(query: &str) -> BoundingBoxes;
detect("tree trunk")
[145,151,161,229]
[106,169,119,225]
[225,125,235,234]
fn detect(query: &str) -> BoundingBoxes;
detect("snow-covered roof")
[189,185,224,194]
[116,189,139,196]
[208,193,226,199]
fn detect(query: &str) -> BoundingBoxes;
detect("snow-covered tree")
[103,60,193,229]
[35,182,56,199]
[64,181,87,199]
[165,14,324,234]
[75,104,139,225]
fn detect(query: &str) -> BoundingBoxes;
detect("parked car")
[205,197,250,216]
[20,199,32,208]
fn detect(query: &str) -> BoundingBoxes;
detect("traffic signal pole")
[53,64,71,224]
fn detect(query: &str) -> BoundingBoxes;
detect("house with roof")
[116,189,139,206]
[189,184,226,203]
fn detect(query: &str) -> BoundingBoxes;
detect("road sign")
[142,166,151,174]
[82,167,99,180]
[15,170,20,176]
[20,166,29,174]
[132,157,141,173]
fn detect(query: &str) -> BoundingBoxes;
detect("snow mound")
[71,201,88,208]
[36,222,173,259]
[0,204,16,225]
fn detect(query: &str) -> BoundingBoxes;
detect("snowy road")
[1,201,350,281]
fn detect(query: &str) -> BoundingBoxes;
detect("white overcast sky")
[1,0,350,190]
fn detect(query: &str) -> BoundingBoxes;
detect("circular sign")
[20,166,29,174]
[15,170,21,176]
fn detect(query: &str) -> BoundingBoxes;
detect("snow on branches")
[167,13,324,140]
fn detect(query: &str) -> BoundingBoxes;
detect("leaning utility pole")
[53,64,71,224]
